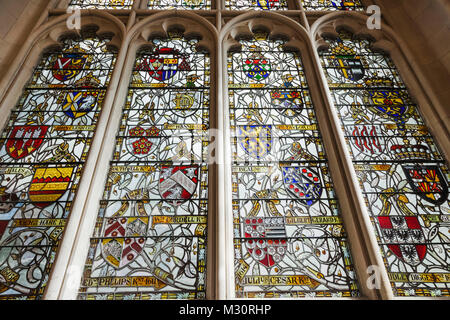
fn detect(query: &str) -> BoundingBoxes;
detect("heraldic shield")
[137,47,190,82]
[243,50,271,81]
[60,91,99,119]
[348,125,384,157]
[101,215,149,269]
[238,125,272,160]
[282,166,323,206]
[255,0,279,10]
[333,55,365,82]
[403,165,448,206]
[270,91,303,118]
[28,166,75,208]
[366,90,411,122]
[331,0,358,10]
[159,165,199,206]
[52,53,88,82]
[126,126,161,158]
[377,216,427,266]
[6,126,48,160]
[244,217,287,268]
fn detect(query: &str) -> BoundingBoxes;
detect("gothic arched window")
[228,31,359,298]
[319,31,450,297]
[78,31,211,300]
[0,34,117,300]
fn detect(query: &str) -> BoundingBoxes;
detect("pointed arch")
[311,12,450,156]
[218,11,383,299]
[0,10,126,115]
[66,11,220,300]
[311,12,450,297]
[0,12,126,300]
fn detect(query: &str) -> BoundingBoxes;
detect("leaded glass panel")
[148,0,211,9]
[78,32,210,300]
[225,0,288,10]
[69,0,134,9]
[301,0,364,11]
[319,32,450,297]
[0,37,116,300]
[228,32,359,298]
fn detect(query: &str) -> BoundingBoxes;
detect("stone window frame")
[0,0,447,300]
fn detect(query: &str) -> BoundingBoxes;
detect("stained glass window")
[319,31,450,297]
[69,0,134,9]
[228,32,359,298]
[225,0,288,11]
[78,31,210,300]
[0,34,116,300]
[301,0,364,11]
[148,0,211,9]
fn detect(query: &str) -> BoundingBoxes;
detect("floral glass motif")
[319,32,450,297]
[148,0,211,9]
[301,0,364,11]
[225,0,288,10]
[228,32,359,298]
[78,32,210,300]
[68,0,134,9]
[0,36,116,300]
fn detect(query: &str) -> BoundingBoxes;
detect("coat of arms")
[5,126,48,160]
[282,166,323,206]
[28,166,75,208]
[362,76,414,130]
[329,41,365,82]
[270,91,303,118]
[403,165,448,206]
[254,0,281,10]
[377,216,427,266]
[126,126,161,158]
[59,91,99,119]
[51,53,89,82]
[238,125,272,160]
[243,46,271,81]
[159,166,199,206]
[331,0,359,10]
[136,47,190,82]
[101,216,148,269]
[244,217,287,268]
[348,125,384,157]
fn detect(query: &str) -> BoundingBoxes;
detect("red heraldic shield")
[244,217,287,268]
[101,216,148,269]
[377,216,427,266]
[52,54,88,82]
[6,126,48,160]
[136,47,190,82]
[159,166,199,206]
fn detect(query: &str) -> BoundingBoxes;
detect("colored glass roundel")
[301,0,364,11]
[68,0,134,9]
[319,32,450,297]
[78,32,210,300]
[0,37,116,300]
[228,32,359,298]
